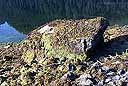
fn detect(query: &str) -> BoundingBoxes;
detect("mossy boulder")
[21,17,109,64]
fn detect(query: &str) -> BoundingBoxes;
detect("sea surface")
[0,22,25,43]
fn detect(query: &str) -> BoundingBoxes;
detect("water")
[0,0,128,42]
[0,22,26,43]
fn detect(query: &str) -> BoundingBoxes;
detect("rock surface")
[18,17,109,63]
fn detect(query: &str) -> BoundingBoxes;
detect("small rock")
[105,78,111,83]
[97,80,104,86]
[60,57,66,63]
[101,66,109,72]
[61,73,68,79]
[61,72,77,80]
[79,79,93,86]
[79,74,92,81]
[67,63,76,71]
[112,61,121,64]
[108,81,116,86]
[115,81,122,86]
[4,45,10,49]
[38,25,54,34]
[112,75,120,81]
[120,69,125,75]
[120,77,126,81]
[91,62,100,69]
[122,72,128,80]
[106,72,115,76]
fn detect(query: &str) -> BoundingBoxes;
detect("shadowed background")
[0,0,128,34]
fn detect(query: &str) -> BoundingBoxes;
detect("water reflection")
[0,22,26,42]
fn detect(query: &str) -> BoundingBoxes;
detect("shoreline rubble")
[0,17,128,86]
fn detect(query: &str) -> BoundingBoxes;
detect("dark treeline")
[0,0,128,33]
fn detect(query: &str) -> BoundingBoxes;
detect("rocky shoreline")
[0,17,128,86]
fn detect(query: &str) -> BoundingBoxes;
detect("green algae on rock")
[21,49,35,65]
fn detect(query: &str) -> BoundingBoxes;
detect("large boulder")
[21,17,109,64]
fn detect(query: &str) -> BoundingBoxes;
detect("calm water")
[0,0,128,42]
[0,22,25,42]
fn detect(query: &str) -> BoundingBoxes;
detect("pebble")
[120,77,126,81]
[106,72,115,76]
[112,75,120,81]
[101,66,109,72]
[123,72,128,78]
[82,79,93,86]
[61,72,77,80]
[112,61,121,64]
[115,81,122,86]
[108,81,116,86]
[91,62,100,69]
[4,45,10,49]
[105,78,111,83]
[61,73,68,79]
[60,57,66,63]
[67,63,76,71]
[79,74,92,82]
[97,80,104,86]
